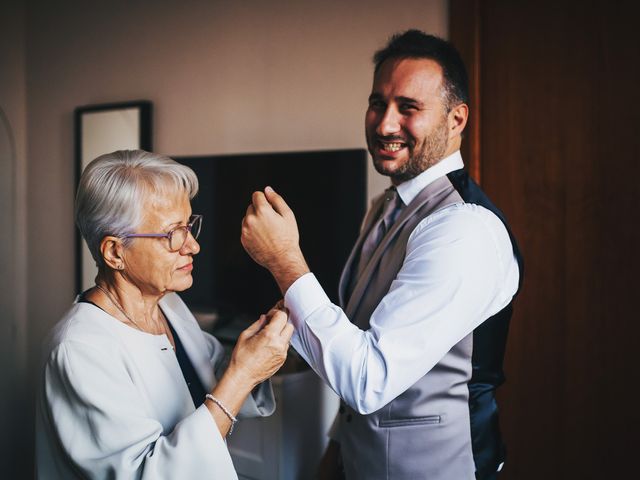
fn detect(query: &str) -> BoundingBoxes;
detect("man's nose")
[376,106,401,136]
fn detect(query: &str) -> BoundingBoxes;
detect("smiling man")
[241,30,523,480]
[366,55,451,183]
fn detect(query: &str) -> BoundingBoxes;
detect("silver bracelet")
[205,394,238,435]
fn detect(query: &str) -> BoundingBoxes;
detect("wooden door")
[451,1,640,478]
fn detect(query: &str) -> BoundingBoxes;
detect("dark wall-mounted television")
[175,149,368,332]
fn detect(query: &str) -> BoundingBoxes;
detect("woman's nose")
[181,231,200,255]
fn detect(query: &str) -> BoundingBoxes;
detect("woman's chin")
[169,276,194,293]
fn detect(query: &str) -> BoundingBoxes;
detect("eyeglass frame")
[120,214,203,252]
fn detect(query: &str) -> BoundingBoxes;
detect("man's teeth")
[382,143,404,152]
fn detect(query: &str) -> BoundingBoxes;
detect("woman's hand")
[206,307,293,436]
[228,307,294,389]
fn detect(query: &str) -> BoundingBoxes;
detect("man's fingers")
[251,190,271,210]
[245,203,255,218]
[264,186,292,217]
[249,187,292,220]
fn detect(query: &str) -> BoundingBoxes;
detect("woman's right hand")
[228,307,294,389]
[206,308,293,436]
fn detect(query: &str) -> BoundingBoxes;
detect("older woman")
[36,150,292,479]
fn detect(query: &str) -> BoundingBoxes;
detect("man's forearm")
[268,253,310,295]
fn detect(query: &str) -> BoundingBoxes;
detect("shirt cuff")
[283,272,332,328]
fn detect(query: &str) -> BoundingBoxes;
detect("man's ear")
[100,236,126,271]
[447,103,469,140]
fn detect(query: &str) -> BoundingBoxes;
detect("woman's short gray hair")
[75,149,199,269]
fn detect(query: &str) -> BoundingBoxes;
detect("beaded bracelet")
[205,394,238,435]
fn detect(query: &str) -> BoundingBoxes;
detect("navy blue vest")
[447,169,524,479]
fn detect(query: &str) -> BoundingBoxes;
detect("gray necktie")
[355,187,403,280]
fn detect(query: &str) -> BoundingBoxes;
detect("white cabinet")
[228,369,339,480]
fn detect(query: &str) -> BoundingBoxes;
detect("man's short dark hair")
[373,29,469,111]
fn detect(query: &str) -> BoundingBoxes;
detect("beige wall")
[14,0,447,475]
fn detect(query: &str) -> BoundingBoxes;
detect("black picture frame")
[74,100,152,294]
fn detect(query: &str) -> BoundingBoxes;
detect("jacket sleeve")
[42,339,238,480]
[201,329,276,419]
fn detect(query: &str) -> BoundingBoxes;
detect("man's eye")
[369,100,386,109]
[400,103,418,111]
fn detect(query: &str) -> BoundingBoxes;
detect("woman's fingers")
[239,314,266,340]
[282,322,294,342]
[267,303,288,325]
[230,307,293,386]
[263,309,292,338]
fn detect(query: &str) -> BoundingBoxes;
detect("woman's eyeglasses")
[121,214,203,252]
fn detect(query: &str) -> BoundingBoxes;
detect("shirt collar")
[395,150,464,206]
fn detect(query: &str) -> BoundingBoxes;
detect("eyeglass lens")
[170,216,202,251]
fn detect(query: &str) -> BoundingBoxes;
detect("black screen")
[175,149,368,328]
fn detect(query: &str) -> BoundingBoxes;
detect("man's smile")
[374,137,411,157]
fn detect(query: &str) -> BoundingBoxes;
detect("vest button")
[339,405,345,414]
[346,414,352,423]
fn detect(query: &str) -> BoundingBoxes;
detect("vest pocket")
[379,414,442,428]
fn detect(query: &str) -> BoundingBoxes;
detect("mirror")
[74,101,152,293]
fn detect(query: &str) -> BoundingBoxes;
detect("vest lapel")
[344,176,455,319]
[338,194,387,307]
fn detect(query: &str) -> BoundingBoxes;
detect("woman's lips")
[178,263,193,272]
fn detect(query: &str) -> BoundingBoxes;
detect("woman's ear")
[100,236,126,271]
[447,103,469,139]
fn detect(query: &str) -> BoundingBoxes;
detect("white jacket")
[36,292,274,479]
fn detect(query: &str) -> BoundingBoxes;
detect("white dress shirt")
[284,151,520,415]
[36,292,274,479]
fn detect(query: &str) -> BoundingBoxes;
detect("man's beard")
[371,116,449,183]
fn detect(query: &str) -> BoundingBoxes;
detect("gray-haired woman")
[36,150,292,479]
